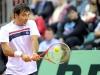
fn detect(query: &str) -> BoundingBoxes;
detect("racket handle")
[39,50,48,57]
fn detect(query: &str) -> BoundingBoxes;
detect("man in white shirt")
[0,4,40,75]
[39,28,60,52]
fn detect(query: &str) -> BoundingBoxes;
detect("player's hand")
[31,53,41,61]
[21,54,31,62]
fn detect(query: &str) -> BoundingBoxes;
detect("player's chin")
[20,21,27,25]
[23,20,28,24]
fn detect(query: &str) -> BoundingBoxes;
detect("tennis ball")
[54,46,60,53]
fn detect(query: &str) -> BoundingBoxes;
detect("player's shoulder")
[27,19,37,28]
[27,19,36,24]
[0,21,13,30]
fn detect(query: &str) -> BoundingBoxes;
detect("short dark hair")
[45,27,54,33]
[67,5,77,13]
[13,3,31,15]
[46,27,53,31]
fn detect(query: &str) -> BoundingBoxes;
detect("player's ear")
[14,13,19,18]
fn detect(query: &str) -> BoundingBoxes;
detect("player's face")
[15,11,30,25]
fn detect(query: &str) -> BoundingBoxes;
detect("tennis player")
[0,3,40,75]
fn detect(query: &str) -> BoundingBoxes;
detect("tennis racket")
[39,43,70,64]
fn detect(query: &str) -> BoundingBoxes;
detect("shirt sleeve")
[28,20,40,37]
[0,27,9,42]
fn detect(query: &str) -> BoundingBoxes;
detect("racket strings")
[42,43,70,64]
[61,45,70,63]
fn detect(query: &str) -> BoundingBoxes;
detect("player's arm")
[29,20,40,53]
[1,42,23,57]
[31,35,39,53]
[1,42,31,62]
[30,35,40,61]
[29,20,40,61]
[1,42,15,57]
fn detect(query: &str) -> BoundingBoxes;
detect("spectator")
[58,5,89,48]
[81,12,96,23]
[48,0,69,34]
[39,28,60,52]
[49,0,69,24]
[71,0,88,15]
[95,22,100,37]
[93,0,100,45]
[33,0,54,25]
[96,0,100,16]
[83,0,100,49]
[29,13,47,37]
[85,0,97,14]
[83,0,97,32]
[34,16,47,37]
[88,22,100,49]
[30,0,40,15]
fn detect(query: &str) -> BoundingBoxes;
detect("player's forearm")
[1,42,15,57]
[31,35,39,53]
[33,40,39,52]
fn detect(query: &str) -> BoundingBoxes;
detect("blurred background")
[0,0,100,75]
[0,0,100,50]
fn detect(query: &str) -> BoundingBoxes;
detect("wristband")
[14,51,23,57]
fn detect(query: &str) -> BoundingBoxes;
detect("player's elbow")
[2,48,14,57]
[2,49,9,56]
[1,43,14,57]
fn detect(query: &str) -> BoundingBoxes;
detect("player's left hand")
[31,53,41,61]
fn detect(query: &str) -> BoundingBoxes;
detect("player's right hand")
[21,54,31,62]
[31,53,41,61]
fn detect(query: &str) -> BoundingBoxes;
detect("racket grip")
[39,50,48,57]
